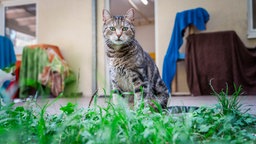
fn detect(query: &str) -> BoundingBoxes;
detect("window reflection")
[253,0,256,29]
[5,4,36,55]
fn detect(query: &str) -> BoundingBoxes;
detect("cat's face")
[103,9,135,48]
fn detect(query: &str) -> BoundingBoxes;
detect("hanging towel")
[186,31,256,95]
[162,7,209,93]
[0,36,16,69]
[19,47,49,98]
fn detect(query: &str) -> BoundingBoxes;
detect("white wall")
[96,0,107,95]
[38,0,93,96]
[136,24,155,53]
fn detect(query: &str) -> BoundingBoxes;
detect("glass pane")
[5,4,36,55]
[253,0,256,29]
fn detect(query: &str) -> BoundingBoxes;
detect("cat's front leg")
[110,80,122,105]
[133,81,150,107]
[112,90,120,105]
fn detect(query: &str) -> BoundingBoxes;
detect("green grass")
[0,86,256,144]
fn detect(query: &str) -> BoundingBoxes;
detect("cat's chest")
[112,67,134,91]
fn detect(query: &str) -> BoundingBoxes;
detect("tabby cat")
[103,8,169,109]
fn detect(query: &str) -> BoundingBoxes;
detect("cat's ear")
[103,9,112,22]
[125,8,135,22]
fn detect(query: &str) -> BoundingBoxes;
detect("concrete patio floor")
[20,95,256,115]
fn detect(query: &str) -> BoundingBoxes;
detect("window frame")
[248,0,256,39]
[0,0,38,55]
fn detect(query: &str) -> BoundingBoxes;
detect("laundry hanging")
[0,36,18,101]
[162,7,210,93]
[0,35,16,69]
[19,44,76,98]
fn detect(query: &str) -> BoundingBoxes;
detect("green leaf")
[60,102,77,115]
[199,125,211,133]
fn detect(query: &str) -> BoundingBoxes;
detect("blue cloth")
[162,7,209,93]
[2,80,11,89]
[0,36,16,69]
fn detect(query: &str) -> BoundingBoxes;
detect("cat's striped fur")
[103,8,169,109]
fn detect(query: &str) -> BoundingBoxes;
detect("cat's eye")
[109,27,116,31]
[122,27,128,31]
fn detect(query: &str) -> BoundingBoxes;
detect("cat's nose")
[116,30,122,38]
[117,34,121,39]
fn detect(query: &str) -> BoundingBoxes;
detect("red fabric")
[27,44,64,60]
[7,61,21,99]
